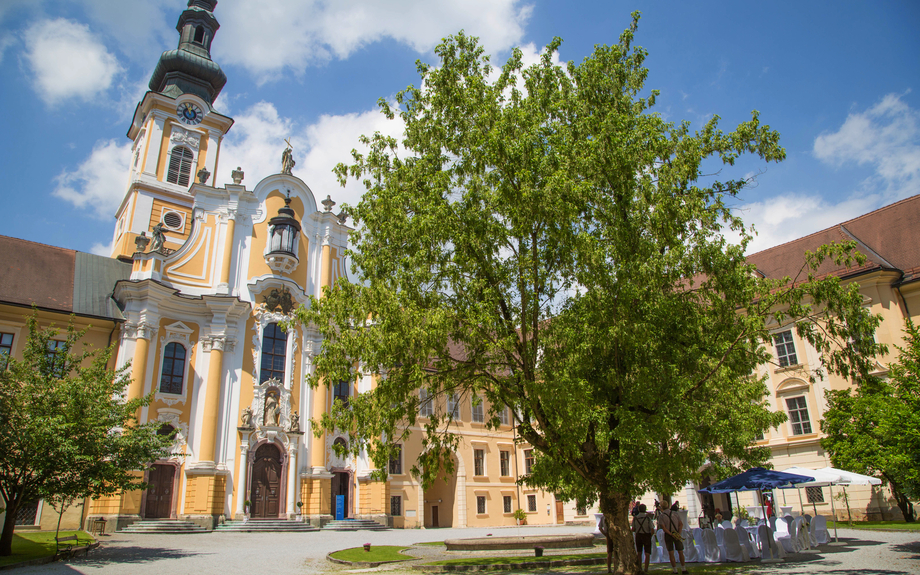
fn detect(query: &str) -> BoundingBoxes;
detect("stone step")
[323,519,389,531]
[214,520,318,533]
[120,520,209,534]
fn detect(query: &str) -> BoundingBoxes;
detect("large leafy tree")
[0,313,171,556]
[822,319,920,523]
[297,13,881,573]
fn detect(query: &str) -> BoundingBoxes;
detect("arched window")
[158,423,177,440]
[159,343,186,394]
[193,25,205,44]
[166,146,194,186]
[260,323,287,383]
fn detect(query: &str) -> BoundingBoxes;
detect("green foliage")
[513,508,527,521]
[0,312,172,555]
[822,318,920,522]
[330,545,413,562]
[296,12,882,573]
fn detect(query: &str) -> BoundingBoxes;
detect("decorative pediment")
[775,378,809,394]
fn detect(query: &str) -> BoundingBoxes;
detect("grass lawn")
[427,552,757,574]
[331,545,414,563]
[427,552,608,566]
[0,530,95,567]
[829,520,920,531]
[415,541,446,546]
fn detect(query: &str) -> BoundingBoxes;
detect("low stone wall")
[444,534,594,551]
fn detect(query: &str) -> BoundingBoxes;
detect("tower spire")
[148,0,227,106]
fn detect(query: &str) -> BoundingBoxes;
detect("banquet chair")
[682,528,699,562]
[700,528,721,563]
[757,524,785,562]
[722,527,749,562]
[735,524,759,558]
[811,515,830,545]
[651,529,667,563]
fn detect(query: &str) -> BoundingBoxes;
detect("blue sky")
[0,0,917,256]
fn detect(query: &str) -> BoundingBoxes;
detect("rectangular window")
[524,449,534,475]
[500,451,510,476]
[503,496,512,513]
[389,444,402,475]
[447,394,459,418]
[390,495,402,516]
[474,449,485,476]
[477,496,486,514]
[805,486,824,504]
[576,502,587,516]
[333,380,350,408]
[45,340,67,377]
[527,494,537,512]
[471,396,484,423]
[419,388,433,417]
[0,332,13,369]
[773,330,798,367]
[498,407,509,425]
[786,396,813,435]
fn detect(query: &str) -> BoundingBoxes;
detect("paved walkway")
[10,526,919,575]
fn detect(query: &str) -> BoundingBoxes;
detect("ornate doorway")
[251,443,282,519]
[145,464,175,518]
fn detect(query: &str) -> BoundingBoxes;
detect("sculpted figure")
[289,411,300,432]
[240,406,253,428]
[264,392,280,426]
[150,223,167,252]
[281,147,295,175]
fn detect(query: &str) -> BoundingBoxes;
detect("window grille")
[773,330,798,367]
[477,496,486,514]
[162,211,183,230]
[527,494,537,512]
[159,342,186,394]
[576,502,587,516]
[500,451,510,476]
[259,323,287,383]
[390,495,402,516]
[503,496,512,513]
[166,146,194,186]
[806,486,824,503]
[15,501,39,525]
[785,396,812,435]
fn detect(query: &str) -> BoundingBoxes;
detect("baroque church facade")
[1,0,916,535]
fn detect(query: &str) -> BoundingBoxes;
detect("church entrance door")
[251,444,282,519]
[145,464,175,519]
[330,471,350,519]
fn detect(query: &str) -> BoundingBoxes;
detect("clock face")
[177,102,204,125]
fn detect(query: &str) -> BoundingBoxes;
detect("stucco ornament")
[250,378,292,431]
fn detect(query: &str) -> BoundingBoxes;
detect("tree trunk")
[598,490,640,574]
[887,478,915,523]
[0,499,20,557]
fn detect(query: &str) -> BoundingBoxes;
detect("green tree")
[296,13,881,573]
[0,313,172,556]
[822,319,920,523]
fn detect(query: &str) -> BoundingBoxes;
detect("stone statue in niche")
[240,406,253,428]
[264,390,281,427]
[289,411,300,432]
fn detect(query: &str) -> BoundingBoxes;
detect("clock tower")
[109,0,233,259]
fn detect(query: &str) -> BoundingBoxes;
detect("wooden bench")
[55,535,79,556]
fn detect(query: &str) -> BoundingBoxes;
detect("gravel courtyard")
[11,526,919,575]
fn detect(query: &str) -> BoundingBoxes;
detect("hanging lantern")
[265,194,301,273]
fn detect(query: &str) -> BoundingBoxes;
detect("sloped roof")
[0,235,130,321]
[747,194,920,284]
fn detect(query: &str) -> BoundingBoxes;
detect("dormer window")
[166,146,194,186]
[194,25,205,44]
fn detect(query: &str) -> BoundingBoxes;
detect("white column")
[236,441,249,517]
[286,444,297,517]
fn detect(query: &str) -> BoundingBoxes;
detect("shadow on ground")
[890,540,920,561]
[69,545,203,566]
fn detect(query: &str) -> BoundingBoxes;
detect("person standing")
[657,504,688,574]
[632,504,653,574]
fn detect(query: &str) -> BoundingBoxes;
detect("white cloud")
[737,193,883,255]
[215,0,533,81]
[814,92,920,200]
[215,101,405,212]
[89,240,113,257]
[53,139,132,218]
[23,18,122,106]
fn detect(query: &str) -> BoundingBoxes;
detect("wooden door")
[431,505,439,527]
[146,464,175,518]
[251,444,282,518]
[330,472,349,519]
[555,499,565,524]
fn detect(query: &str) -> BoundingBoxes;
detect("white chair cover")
[700,528,721,563]
[682,528,699,562]
[721,520,732,529]
[774,516,791,537]
[794,517,812,550]
[811,515,830,545]
[768,516,777,532]
[714,526,727,561]
[757,524,786,560]
[777,519,797,553]
[739,519,749,527]
[651,529,667,563]
[735,525,758,559]
[722,527,749,562]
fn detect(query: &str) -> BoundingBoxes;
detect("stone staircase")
[322,518,389,531]
[213,519,319,533]
[120,519,209,534]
